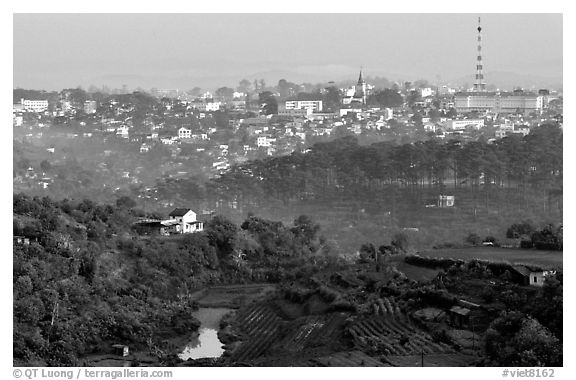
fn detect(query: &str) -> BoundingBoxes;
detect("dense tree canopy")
[207,124,562,210]
[258,91,278,115]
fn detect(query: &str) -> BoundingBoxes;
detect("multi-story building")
[496,92,543,114]
[419,87,434,98]
[189,101,221,112]
[278,108,310,117]
[21,99,48,112]
[178,127,192,139]
[446,118,485,130]
[285,100,323,112]
[437,86,456,96]
[257,134,276,147]
[495,123,531,138]
[454,91,543,115]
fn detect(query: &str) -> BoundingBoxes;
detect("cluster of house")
[13,75,562,192]
[133,208,204,236]
[12,166,54,189]
[415,263,558,334]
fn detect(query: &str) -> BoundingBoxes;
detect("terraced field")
[368,297,402,316]
[221,292,468,366]
[348,315,454,356]
[276,313,348,352]
[312,351,390,367]
[384,353,477,367]
[228,303,286,363]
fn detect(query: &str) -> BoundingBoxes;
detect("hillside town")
[13,13,563,370]
[13,70,563,197]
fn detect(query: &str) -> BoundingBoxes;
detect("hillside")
[12,194,334,366]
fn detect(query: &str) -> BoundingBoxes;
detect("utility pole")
[471,319,476,350]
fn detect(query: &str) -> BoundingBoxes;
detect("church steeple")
[355,67,367,106]
[357,67,364,85]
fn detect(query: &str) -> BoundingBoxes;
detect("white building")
[178,127,192,139]
[454,91,543,115]
[278,108,311,117]
[161,137,177,145]
[190,101,221,112]
[495,123,531,139]
[84,100,97,114]
[116,125,130,138]
[383,108,394,120]
[166,208,204,233]
[339,108,363,117]
[285,100,323,112]
[438,195,455,208]
[437,86,456,96]
[212,161,230,171]
[204,102,221,111]
[257,134,275,147]
[13,114,23,126]
[21,99,48,112]
[61,100,73,113]
[446,119,485,130]
[419,87,434,98]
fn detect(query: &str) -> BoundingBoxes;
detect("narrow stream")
[179,308,232,360]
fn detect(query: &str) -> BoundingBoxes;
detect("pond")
[179,307,232,360]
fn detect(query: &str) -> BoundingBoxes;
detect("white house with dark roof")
[168,208,204,233]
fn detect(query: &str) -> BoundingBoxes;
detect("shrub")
[317,285,340,303]
[328,300,357,313]
[465,233,482,246]
[431,328,452,344]
[480,287,496,303]
[506,221,534,239]
[391,232,409,253]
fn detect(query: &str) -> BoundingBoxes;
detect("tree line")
[206,123,562,209]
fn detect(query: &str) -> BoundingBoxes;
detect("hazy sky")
[13,13,563,91]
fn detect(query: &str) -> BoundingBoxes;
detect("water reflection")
[179,308,232,360]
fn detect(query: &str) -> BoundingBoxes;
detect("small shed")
[449,306,471,328]
[13,236,31,246]
[529,271,545,287]
[438,195,455,208]
[112,344,129,357]
[511,265,545,287]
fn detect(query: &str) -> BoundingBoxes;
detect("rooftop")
[169,208,192,217]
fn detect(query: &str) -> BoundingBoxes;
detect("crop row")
[349,316,453,356]
[280,313,347,352]
[235,303,284,336]
[371,297,402,316]
[312,351,388,367]
[230,303,286,362]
